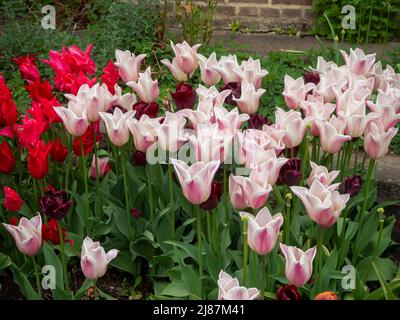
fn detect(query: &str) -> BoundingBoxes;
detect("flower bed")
[0,42,399,300]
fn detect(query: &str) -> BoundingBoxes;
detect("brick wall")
[169,0,315,33]
[217,0,314,32]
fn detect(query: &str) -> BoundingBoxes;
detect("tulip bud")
[303,71,320,85]
[277,158,302,186]
[132,151,147,166]
[4,187,23,212]
[131,208,141,219]
[277,284,301,300]
[314,291,339,300]
[200,180,223,211]
[341,175,362,197]
[221,82,241,106]
[248,114,271,130]
[171,82,196,110]
[39,186,72,220]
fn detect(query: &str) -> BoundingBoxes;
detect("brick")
[228,0,268,3]
[282,8,302,18]
[239,7,259,17]
[303,8,315,19]
[217,5,236,16]
[260,8,281,17]
[271,0,311,5]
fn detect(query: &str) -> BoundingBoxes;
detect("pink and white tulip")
[3,214,42,256]
[282,75,315,109]
[212,55,241,84]
[235,57,269,89]
[340,48,376,76]
[154,112,187,153]
[218,271,260,300]
[114,49,146,83]
[280,244,316,287]
[291,180,350,228]
[127,115,159,153]
[315,118,351,154]
[99,108,135,146]
[197,53,221,86]
[54,106,89,137]
[364,120,398,160]
[171,159,220,205]
[233,80,265,115]
[307,162,339,187]
[127,67,159,103]
[90,156,110,178]
[240,207,283,255]
[274,108,306,148]
[80,236,118,280]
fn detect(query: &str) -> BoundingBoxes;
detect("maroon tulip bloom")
[200,180,223,211]
[171,82,196,110]
[303,71,320,85]
[341,175,362,197]
[277,285,301,300]
[39,186,72,220]
[248,114,271,130]
[221,81,241,106]
[133,101,159,119]
[132,150,147,166]
[278,158,302,186]
[131,208,141,219]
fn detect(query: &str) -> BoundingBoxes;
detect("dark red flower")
[106,104,128,114]
[248,114,271,130]
[200,180,223,211]
[39,187,72,220]
[277,285,301,300]
[0,75,18,126]
[54,72,97,95]
[13,54,41,83]
[42,219,73,245]
[27,140,51,179]
[341,175,362,197]
[131,208,141,219]
[171,82,196,110]
[73,122,102,156]
[0,140,15,175]
[132,151,147,166]
[101,61,119,94]
[278,158,302,186]
[221,81,241,105]
[27,97,62,129]
[50,138,68,162]
[133,101,159,119]
[4,187,23,212]
[9,217,18,226]
[303,71,320,85]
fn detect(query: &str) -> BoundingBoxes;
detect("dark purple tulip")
[106,104,128,114]
[221,81,241,106]
[342,175,362,197]
[171,82,196,110]
[132,150,147,166]
[200,180,223,211]
[278,158,302,186]
[131,208,141,219]
[277,285,301,300]
[133,101,159,119]
[39,186,72,220]
[303,70,320,85]
[248,114,271,130]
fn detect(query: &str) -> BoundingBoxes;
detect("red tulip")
[4,187,23,212]
[277,285,301,300]
[101,60,119,94]
[42,219,73,245]
[27,140,51,179]
[200,180,223,211]
[0,75,18,126]
[72,122,102,156]
[13,54,41,83]
[25,80,54,103]
[50,138,68,162]
[171,82,196,110]
[15,115,46,148]
[0,140,15,175]
[133,101,159,119]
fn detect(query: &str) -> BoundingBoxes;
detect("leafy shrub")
[312,0,400,43]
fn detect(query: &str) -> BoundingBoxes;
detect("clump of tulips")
[0,41,399,300]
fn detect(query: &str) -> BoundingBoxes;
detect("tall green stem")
[121,148,133,240]
[285,193,292,244]
[92,124,100,196]
[316,224,324,290]
[58,222,69,292]
[242,216,248,286]
[300,128,309,185]
[261,255,267,299]
[168,163,175,235]
[80,141,90,232]
[196,206,203,298]
[32,256,43,300]
[145,165,154,220]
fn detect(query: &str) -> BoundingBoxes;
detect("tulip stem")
[311,137,317,162]
[32,255,43,300]
[196,206,203,298]
[353,158,375,262]
[223,165,228,223]
[300,129,309,185]
[344,140,353,178]
[242,216,248,286]
[121,148,133,241]
[261,255,267,299]
[92,124,100,199]
[206,211,212,244]
[336,149,341,170]
[212,209,221,267]
[145,165,154,220]
[65,135,72,193]
[80,141,91,232]
[272,185,284,207]
[363,213,384,282]
[168,162,175,235]
[285,194,292,244]
[58,222,69,292]
[316,224,324,291]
